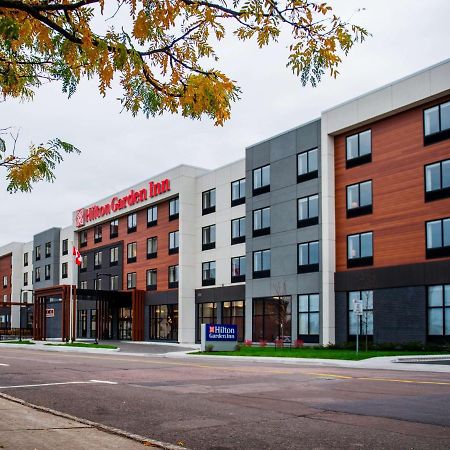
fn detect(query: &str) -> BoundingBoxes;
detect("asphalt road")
[0,347,450,450]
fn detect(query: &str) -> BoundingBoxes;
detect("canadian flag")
[73,246,82,266]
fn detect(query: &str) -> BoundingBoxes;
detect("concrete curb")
[182,353,450,372]
[0,392,187,450]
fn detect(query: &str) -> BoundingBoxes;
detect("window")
[231,217,246,244]
[23,292,28,303]
[252,297,292,343]
[425,159,450,201]
[202,261,216,286]
[346,130,371,168]
[168,265,179,288]
[297,148,318,183]
[23,272,28,286]
[222,301,245,341]
[348,291,373,337]
[169,231,179,254]
[253,207,270,237]
[426,217,450,258]
[61,263,68,279]
[94,277,102,290]
[150,304,178,340]
[94,251,102,268]
[110,275,119,290]
[231,256,246,283]
[80,230,87,247]
[2,294,7,303]
[23,252,28,267]
[2,276,7,288]
[298,194,319,227]
[231,178,246,206]
[428,285,450,336]
[424,101,450,145]
[298,294,320,343]
[94,225,102,243]
[147,206,158,227]
[127,213,137,233]
[110,219,119,238]
[80,280,88,290]
[347,180,372,217]
[298,241,319,273]
[91,310,97,337]
[45,264,51,280]
[253,249,270,278]
[35,245,41,261]
[127,242,137,263]
[78,310,88,338]
[169,197,179,220]
[202,188,216,215]
[196,302,217,342]
[110,246,119,266]
[202,225,216,251]
[62,239,68,255]
[347,232,373,267]
[147,237,158,259]
[146,269,157,290]
[253,165,270,195]
[80,255,87,272]
[45,242,51,258]
[127,272,136,289]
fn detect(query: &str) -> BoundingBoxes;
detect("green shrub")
[205,344,214,352]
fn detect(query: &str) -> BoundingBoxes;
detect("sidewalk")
[180,353,450,373]
[0,394,182,450]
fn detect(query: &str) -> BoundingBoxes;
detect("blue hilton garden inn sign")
[206,324,237,341]
[200,324,238,351]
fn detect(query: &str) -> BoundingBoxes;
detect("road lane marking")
[89,380,118,384]
[0,380,117,390]
[306,372,450,386]
[0,363,9,366]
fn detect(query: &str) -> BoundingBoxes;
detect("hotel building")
[1,59,449,345]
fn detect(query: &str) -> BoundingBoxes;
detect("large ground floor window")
[150,304,178,341]
[348,291,373,338]
[197,302,217,342]
[77,309,88,338]
[222,300,245,341]
[118,307,132,340]
[252,297,292,343]
[298,294,319,343]
[428,285,450,337]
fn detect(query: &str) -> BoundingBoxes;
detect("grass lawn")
[44,342,118,349]
[0,340,35,345]
[197,346,449,361]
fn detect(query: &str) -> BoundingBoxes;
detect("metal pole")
[356,315,359,355]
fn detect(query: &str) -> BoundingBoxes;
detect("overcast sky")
[1,0,449,246]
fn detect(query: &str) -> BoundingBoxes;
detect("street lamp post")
[19,288,34,342]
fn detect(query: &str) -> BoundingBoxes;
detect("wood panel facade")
[79,199,179,292]
[335,96,450,272]
[0,253,12,302]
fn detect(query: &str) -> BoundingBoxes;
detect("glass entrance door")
[118,307,132,340]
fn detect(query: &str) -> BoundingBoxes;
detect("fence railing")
[0,328,33,340]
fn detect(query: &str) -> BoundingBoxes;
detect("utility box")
[201,324,238,351]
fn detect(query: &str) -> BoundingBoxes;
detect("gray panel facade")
[335,286,427,344]
[78,242,123,290]
[33,228,61,289]
[245,119,322,343]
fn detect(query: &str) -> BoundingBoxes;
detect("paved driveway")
[105,341,197,354]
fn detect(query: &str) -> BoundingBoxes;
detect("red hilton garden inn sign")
[75,179,170,228]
